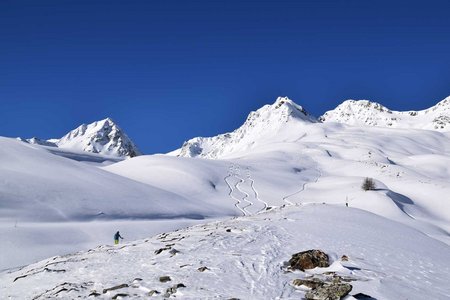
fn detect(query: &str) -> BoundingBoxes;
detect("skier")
[114,231,124,245]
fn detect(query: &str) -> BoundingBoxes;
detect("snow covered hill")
[0,137,232,269]
[22,118,141,158]
[320,96,450,131]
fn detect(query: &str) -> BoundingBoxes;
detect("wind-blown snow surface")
[2,205,450,299]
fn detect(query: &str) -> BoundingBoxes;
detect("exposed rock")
[88,291,101,297]
[169,248,180,256]
[288,250,330,271]
[155,246,171,255]
[102,283,128,294]
[164,283,186,298]
[112,293,128,299]
[148,290,160,296]
[159,276,172,283]
[341,255,349,261]
[292,278,324,289]
[305,283,352,300]
[292,274,354,300]
[198,266,209,272]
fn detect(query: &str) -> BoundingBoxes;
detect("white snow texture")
[1,96,450,300]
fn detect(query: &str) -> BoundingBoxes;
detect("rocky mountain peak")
[20,118,141,158]
[56,118,141,158]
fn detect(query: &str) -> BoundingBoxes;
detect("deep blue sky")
[1,0,449,154]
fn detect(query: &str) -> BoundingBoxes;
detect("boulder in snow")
[288,249,330,271]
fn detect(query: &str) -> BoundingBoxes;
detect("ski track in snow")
[224,174,247,216]
[246,167,269,213]
[225,164,267,216]
[282,158,322,206]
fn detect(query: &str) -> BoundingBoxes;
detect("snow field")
[2,205,449,299]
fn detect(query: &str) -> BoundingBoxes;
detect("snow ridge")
[177,97,316,158]
[320,96,450,131]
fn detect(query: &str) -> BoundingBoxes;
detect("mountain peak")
[20,118,142,158]
[56,118,141,158]
[320,95,450,131]
[177,96,316,158]
[340,99,391,113]
[271,96,313,120]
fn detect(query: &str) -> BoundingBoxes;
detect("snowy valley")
[1,96,450,299]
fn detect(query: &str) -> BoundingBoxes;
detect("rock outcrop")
[305,281,352,300]
[288,249,330,271]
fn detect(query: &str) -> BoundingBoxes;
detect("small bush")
[362,177,376,191]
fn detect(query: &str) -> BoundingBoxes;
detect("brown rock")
[289,250,330,271]
[159,276,171,283]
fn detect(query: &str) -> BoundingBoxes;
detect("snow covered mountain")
[22,118,141,158]
[177,96,316,158]
[320,96,450,131]
[2,95,450,299]
[177,96,450,159]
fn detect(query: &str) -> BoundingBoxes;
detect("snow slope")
[0,137,218,222]
[161,97,450,245]
[108,121,450,245]
[2,205,449,299]
[0,137,232,269]
[320,96,450,131]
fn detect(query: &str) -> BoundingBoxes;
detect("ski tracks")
[282,158,322,207]
[213,222,287,298]
[224,164,267,216]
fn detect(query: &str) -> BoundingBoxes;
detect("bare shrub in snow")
[362,177,376,191]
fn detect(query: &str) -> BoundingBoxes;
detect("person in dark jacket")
[114,231,124,245]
